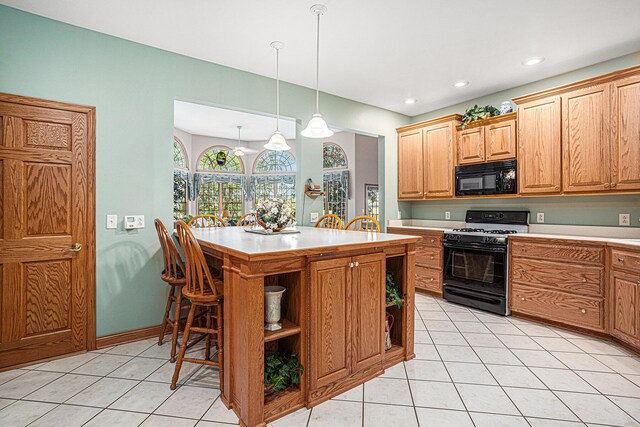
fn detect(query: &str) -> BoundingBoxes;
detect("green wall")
[410,52,640,228]
[0,6,410,336]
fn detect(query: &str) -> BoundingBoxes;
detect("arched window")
[173,175,187,219]
[253,150,296,173]
[197,146,243,173]
[323,142,348,170]
[173,137,188,169]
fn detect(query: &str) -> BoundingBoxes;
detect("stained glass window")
[323,143,348,170]
[173,176,187,219]
[173,137,188,169]
[365,184,379,221]
[197,146,243,172]
[253,150,296,173]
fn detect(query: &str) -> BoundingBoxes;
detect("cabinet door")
[486,120,517,161]
[351,253,385,373]
[518,96,562,194]
[309,257,351,391]
[610,271,639,346]
[562,84,612,193]
[398,129,424,199]
[423,122,455,197]
[457,127,485,165]
[611,74,640,191]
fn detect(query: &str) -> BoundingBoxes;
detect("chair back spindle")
[344,215,380,232]
[175,220,220,299]
[188,214,227,228]
[315,214,343,229]
[154,219,184,281]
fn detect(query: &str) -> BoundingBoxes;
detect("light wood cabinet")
[457,126,485,165]
[456,113,517,165]
[517,95,562,194]
[609,245,640,348]
[423,121,455,197]
[486,118,517,161]
[562,83,612,193]
[398,129,424,199]
[611,73,640,191]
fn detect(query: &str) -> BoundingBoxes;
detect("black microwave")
[455,160,517,196]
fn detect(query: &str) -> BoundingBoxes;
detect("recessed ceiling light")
[453,80,469,88]
[404,98,417,105]
[522,57,545,66]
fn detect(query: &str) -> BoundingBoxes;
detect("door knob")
[348,262,354,268]
[520,297,526,301]
[429,278,434,282]
[64,243,82,252]
[354,262,359,267]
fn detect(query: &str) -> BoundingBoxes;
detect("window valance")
[249,174,296,200]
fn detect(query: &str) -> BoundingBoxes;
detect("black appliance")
[455,160,517,197]
[442,210,529,315]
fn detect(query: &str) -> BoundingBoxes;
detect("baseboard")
[96,324,167,349]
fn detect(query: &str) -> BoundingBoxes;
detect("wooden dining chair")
[154,218,189,362]
[172,220,224,392]
[237,213,256,226]
[315,213,343,229]
[344,215,381,232]
[188,214,227,228]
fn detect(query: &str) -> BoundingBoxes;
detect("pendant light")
[234,125,245,157]
[265,41,291,151]
[301,4,334,139]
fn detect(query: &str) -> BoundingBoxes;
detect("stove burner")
[452,228,486,232]
[486,230,518,234]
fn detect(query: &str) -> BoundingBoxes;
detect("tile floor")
[1,293,640,426]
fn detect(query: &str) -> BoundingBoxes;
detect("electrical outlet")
[106,214,117,229]
[619,213,630,226]
[445,211,451,220]
[310,212,319,222]
[537,212,545,223]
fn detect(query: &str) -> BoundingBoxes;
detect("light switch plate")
[619,213,630,226]
[106,214,118,229]
[124,215,145,229]
[537,212,545,223]
[445,211,451,220]
[310,212,319,222]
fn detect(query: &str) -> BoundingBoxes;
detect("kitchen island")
[191,226,420,427]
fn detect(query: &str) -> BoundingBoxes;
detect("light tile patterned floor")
[1,293,640,426]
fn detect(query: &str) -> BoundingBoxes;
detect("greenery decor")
[460,104,501,129]
[254,198,296,232]
[386,272,404,308]
[264,352,304,393]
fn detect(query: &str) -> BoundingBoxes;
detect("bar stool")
[188,214,227,228]
[171,220,224,392]
[315,213,343,229]
[344,215,380,232]
[154,218,188,362]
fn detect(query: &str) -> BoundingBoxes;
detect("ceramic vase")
[500,101,514,114]
[264,286,286,331]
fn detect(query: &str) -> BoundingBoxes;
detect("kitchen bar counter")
[194,226,420,426]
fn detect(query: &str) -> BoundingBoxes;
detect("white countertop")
[190,226,420,256]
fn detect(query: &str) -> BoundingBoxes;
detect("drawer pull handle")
[430,278,434,282]
[430,239,435,243]
[618,258,625,262]
[349,262,354,268]
[520,297,526,301]
[604,183,610,188]
[582,278,587,283]
[430,256,435,260]
[580,308,586,314]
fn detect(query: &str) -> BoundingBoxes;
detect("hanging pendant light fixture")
[234,125,245,157]
[301,4,334,139]
[265,41,291,151]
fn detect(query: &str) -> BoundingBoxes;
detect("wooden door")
[611,74,640,191]
[518,96,562,194]
[397,129,424,199]
[309,257,351,391]
[610,271,639,346]
[562,84,611,193]
[423,122,455,197]
[486,120,517,161]
[350,253,384,373]
[0,94,95,369]
[457,126,484,165]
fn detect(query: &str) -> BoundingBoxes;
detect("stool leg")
[217,303,224,395]
[159,285,175,346]
[171,303,196,390]
[170,289,182,363]
[205,308,212,361]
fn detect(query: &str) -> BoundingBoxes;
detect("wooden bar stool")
[315,213,343,229]
[188,214,227,228]
[344,215,380,232]
[154,218,188,362]
[172,220,224,392]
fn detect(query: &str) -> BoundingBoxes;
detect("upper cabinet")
[397,128,424,199]
[611,73,640,191]
[456,113,517,165]
[457,126,485,165]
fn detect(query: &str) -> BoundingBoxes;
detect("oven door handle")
[443,242,506,253]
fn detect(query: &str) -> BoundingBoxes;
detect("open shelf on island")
[264,319,301,343]
[385,344,404,360]
[264,384,303,421]
[384,255,407,365]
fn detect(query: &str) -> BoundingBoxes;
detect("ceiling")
[3,0,640,116]
[174,101,296,141]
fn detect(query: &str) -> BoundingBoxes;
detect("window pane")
[173,138,187,169]
[198,147,243,172]
[173,176,187,219]
[254,182,276,206]
[323,143,348,169]
[254,151,296,173]
[279,182,296,211]
[324,180,347,222]
[221,182,243,220]
[197,182,220,215]
[365,185,379,221]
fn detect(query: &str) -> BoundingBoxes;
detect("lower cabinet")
[609,246,640,348]
[309,253,385,400]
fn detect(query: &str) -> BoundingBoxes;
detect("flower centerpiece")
[254,198,295,232]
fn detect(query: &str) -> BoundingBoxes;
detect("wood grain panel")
[415,266,441,294]
[423,121,455,198]
[511,258,603,297]
[517,96,562,194]
[611,249,640,274]
[398,129,424,199]
[611,74,640,191]
[486,119,517,161]
[24,260,71,335]
[415,246,441,268]
[24,120,71,150]
[25,163,71,235]
[387,227,443,247]
[511,284,604,332]
[562,84,611,193]
[0,116,3,146]
[457,126,484,165]
[510,240,604,264]
[610,272,638,343]
[0,159,3,238]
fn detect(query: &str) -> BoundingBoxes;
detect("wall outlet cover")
[445,211,451,220]
[536,212,545,223]
[619,213,630,226]
[106,214,118,229]
[310,212,319,222]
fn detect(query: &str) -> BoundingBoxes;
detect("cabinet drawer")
[416,247,441,268]
[511,284,604,332]
[511,241,604,264]
[416,266,441,293]
[387,228,443,248]
[511,258,603,297]
[611,249,640,274]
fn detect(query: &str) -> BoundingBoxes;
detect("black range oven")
[455,159,517,197]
